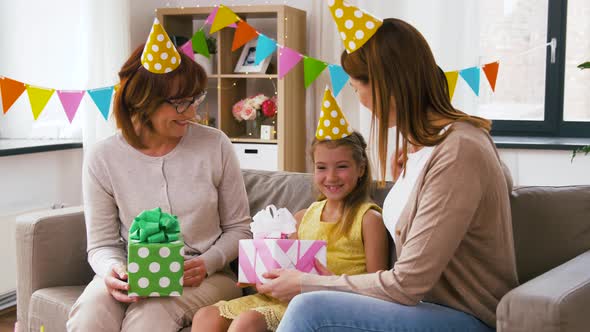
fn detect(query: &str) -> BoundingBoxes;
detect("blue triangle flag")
[459,67,480,96]
[255,34,277,65]
[328,65,349,97]
[88,86,114,120]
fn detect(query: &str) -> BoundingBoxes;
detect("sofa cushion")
[28,286,84,332]
[510,185,590,283]
[242,169,315,216]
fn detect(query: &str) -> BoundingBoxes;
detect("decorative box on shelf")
[233,142,278,171]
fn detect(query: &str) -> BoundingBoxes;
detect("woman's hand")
[256,269,304,302]
[183,257,207,287]
[104,263,138,303]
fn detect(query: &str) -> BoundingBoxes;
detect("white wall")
[500,149,590,186]
[0,149,83,294]
[0,0,85,139]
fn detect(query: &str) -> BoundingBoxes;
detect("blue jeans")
[277,291,494,332]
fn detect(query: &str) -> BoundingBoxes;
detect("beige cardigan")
[301,122,519,327]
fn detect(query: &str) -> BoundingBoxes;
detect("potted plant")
[194,36,217,75]
[572,61,590,160]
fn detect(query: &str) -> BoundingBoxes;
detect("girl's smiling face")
[313,144,364,202]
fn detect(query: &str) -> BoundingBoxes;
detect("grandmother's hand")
[256,269,304,302]
[184,257,207,287]
[104,263,138,303]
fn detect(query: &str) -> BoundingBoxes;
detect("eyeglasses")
[165,91,207,114]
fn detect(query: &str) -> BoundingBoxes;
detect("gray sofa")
[15,169,590,332]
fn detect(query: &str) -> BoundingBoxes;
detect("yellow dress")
[214,200,380,331]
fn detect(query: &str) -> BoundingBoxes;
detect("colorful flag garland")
[0,3,534,123]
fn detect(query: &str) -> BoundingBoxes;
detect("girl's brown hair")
[113,43,207,149]
[341,18,491,184]
[311,132,372,238]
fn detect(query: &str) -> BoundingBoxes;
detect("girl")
[192,129,389,331]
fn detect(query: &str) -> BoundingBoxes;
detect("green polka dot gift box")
[127,207,184,297]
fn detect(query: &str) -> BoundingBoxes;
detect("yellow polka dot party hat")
[327,0,383,53]
[316,87,352,141]
[141,18,181,74]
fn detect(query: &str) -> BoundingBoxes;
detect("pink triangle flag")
[179,40,194,58]
[57,90,85,123]
[278,46,303,79]
[205,6,237,28]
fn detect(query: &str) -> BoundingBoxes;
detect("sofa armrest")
[15,206,94,329]
[497,250,590,332]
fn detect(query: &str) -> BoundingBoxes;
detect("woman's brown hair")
[311,132,372,239]
[341,18,491,184]
[113,43,207,149]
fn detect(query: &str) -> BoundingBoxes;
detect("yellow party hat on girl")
[327,0,382,53]
[316,87,352,140]
[141,18,181,74]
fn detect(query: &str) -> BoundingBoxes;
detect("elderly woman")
[67,23,251,331]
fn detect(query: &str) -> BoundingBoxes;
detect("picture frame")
[234,39,272,74]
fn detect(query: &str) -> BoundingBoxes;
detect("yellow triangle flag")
[316,87,352,140]
[26,85,55,120]
[210,5,240,34]
[444,71,459,100]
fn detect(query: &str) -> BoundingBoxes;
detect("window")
[478,0,590,138]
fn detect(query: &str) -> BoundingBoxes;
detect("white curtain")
[80,0,131,149]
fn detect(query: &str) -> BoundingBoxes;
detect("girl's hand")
[313,258,333,276]
[184,257,207,287]
[256,269,304,302]
[104,263,138,303]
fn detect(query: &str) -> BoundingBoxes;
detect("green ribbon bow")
[129,207,181,243]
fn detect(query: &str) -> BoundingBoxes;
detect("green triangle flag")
[304,57,328,88]
[191,29,210,58]
[26,85,55,120]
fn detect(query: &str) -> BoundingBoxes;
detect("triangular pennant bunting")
[179,40,194,58]
[482,61,499,92]
[304,57,328,88]
[444,71,459,100]
[88,86,114,120]
[191,29,210,58]
[210,5,240,34]
[460,67,480,96]
[328,64,349,97]
[278,46,303,79]
[57,90,85,123]
[26,85,55,120]
[255,34,277,65]
[232,21,258,51]
[205,6,237,28]
[0,77,26,114]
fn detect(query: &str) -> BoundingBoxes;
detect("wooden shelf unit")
[157,5,307,172]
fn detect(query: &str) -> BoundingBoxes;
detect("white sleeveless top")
[382,146,435,237]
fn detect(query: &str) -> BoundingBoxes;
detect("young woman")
[258,18,518,332]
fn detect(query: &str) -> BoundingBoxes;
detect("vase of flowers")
[232,94,277,138]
